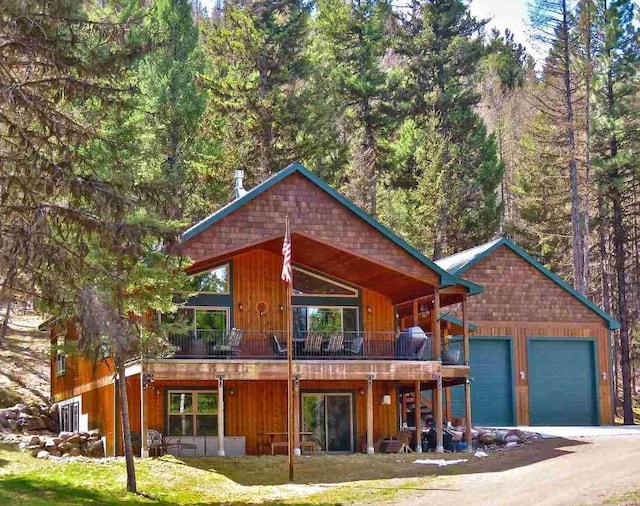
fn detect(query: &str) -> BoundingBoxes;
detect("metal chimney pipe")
[234,169,247,199]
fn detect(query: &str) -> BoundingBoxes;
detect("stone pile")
[0,403,105,459]
[446,426,540,450]
[1,430,105,459]
[0,403,59,434]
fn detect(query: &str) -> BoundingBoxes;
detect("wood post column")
[434,374,444,453]
[293,373,301,456]
[366,374,375,454]
[217,375,225,456]
[463,294,473,452]
[140,371,149,458]
[433,288,441,360]
[414,381,422,453]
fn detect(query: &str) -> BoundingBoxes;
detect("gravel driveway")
[383,434,640,506]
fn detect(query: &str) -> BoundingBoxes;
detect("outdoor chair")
[303,333,323,355]
[348,336,364,356]
[323,333,344,354]
[270,333,287,356]
[147,428,197,457]
[212,328,244,356]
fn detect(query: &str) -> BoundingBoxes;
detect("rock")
[27,445,42,457]
[17,414,46,431]
[69,447,82,457]
[505,441,519,449]
[40,415,59,434]
[494,430,509,444]
[505,434,521,444]
[88,429,102,438]
[58,431,74,439]
[86,440,105,458]
[36,450,50,459]
[25,436,41,447]
[478,432,496,445]
[65,433,83,445]
[3,409,17,421]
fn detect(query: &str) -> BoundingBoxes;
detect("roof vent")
[234,169,247,199]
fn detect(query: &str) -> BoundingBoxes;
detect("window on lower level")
[167,391,218,436]
[59,400,79,432]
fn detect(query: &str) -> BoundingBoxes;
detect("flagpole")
[285,216,294,482]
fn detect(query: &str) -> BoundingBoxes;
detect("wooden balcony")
[144,330,469,382]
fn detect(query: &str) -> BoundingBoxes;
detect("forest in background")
[1,0,638,437]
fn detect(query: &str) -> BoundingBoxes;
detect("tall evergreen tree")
[389,0,503,258]
[201,0,310,186]
[591,0,640,425]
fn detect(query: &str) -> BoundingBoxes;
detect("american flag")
[281,217,292,283]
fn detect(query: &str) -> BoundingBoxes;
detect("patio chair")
[303,333,323,355]
[147,428,197,457]
[270,333,287,357]
[347,336,364,356]
[323,333,344,355]
[212,328,244,356]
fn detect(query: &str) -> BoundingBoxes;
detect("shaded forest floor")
[0,312,50,408]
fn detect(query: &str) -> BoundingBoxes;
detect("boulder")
[86,440,105,458]
[36,450,50,459]
[505,441,519,449]
[65,433,83,445]
[505,434,521,444]
[58,431,74,439]
[494,430,509,444]
[40,415,59,434]
[17,414,46,431]
[25,436,41,447]
[478,431,496,445]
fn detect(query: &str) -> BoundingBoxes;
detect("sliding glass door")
[301,393,353,452]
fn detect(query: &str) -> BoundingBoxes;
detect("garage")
[451,337,515,426]
[528,338,598,426]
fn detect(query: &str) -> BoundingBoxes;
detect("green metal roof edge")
[181,162,482,295]
[447,236,620,331]
[440,312,478,331]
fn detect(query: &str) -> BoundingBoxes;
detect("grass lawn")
[0,443,448,505]
[602,489,640,506]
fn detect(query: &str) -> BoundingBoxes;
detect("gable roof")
[435,237,620,330]
[181,162,482,295]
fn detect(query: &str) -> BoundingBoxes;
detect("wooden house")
[50,163,479,457]
[435,237,619,427]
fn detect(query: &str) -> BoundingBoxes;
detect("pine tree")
[389,0,503,258]
[200,0,310,186]
[591,0,640,425]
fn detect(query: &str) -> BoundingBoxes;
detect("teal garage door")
[451,338,515,426]
[528,339,598,425]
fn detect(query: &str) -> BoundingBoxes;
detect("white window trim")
[58,395,88,433]
[167,390,219,437]
[292,267,358,297]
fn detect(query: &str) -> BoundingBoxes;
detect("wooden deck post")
[434,374,444,453]
[414,381,422,453]
[462,294,473,451]
[293,373,301,456]
[412,299,419,327]
[366,374,375,454]
[433,288,441,360]
[140,370,148,458]
[217,375,225,456]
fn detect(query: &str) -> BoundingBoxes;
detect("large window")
[293,268,357,297]
[188,264,229,294]
[162,307,228,341]
[293,306,358,337]
[168,391,218,436]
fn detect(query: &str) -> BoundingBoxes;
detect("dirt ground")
[383,435,640,506]
[0,313,50,407]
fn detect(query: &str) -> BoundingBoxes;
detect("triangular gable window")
[292,267,357,297]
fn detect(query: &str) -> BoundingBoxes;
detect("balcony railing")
[165,329,450,361]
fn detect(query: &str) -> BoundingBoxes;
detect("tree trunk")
[117,359,138,493]
[0,298,13,342]
[560,0,587,295]
[611,190,634,424]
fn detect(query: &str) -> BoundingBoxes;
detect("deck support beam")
[140,370,148,458]
[433,288,441,360]
[293,374,301,456]
[217,375,226,456]
[414,381,422,453]
[434,374,444,453]
[463,294,473,451]
[366,374,375,454]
